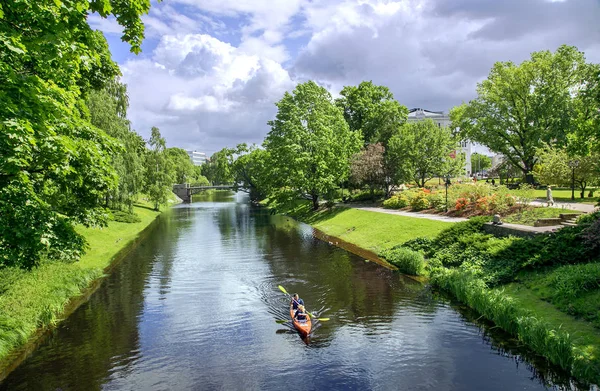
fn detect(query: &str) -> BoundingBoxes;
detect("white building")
[407,108,473,177]
[186,150,207,166]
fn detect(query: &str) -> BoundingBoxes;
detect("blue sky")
[90,0,600,155]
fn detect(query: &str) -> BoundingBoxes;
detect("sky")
[89,0,600,156]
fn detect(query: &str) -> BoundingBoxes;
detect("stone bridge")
[172,184,234,203]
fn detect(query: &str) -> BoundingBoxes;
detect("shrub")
[410,191,430,211]
[382,194,409,209]
[401,237,434,256]
[455,197,469,210]
[379,247,425,275]
[426,192,445,210]
[581,213,600,253]
[432,216,491,251]
[110,210,142,224]
[350,189,385,202]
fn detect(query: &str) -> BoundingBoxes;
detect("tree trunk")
[311,193,319,211]
[370,186,375,203]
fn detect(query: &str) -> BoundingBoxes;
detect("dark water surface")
[1,193,581,390]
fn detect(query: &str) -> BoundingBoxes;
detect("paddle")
[277,285,330,322]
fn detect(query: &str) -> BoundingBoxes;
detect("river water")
[0,192,580,390]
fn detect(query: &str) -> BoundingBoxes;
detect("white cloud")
[97,0,600,153]
[121,34,295,152]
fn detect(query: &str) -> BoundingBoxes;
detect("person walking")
[546,186,554,207]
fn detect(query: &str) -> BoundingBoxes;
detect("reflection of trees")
[0,214,185,390]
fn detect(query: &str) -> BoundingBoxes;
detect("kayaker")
[294,305,308,322]
[290,293,304,310]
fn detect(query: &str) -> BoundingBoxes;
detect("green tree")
[87,82,145,212]
[231,144,270,201]
[202,148,234,185]
[335,81,408,145]
[143,127,174,211]
[264,81,361,210]
[451,45,597,184]
[167,148,196,184]
[533,148,599,198]
[350,143,386,202]
[471,153,492,175]
[388,120,463,187]
[0,0,153,268]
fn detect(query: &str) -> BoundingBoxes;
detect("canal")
[0,192,578,390]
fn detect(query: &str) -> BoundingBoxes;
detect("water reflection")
[0,192,584,390]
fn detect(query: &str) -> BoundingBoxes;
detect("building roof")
[407,108,446,118]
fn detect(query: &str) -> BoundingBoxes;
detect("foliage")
[143,127,174,211]
[264,81,361,210]
[167,148,196,184]
[203,148,234,185]
[409,191,430,211]
[110,210,141,223]
[350,143,386,201]
[582,212,600,253]
[382,194,410,209]
[431,270,593,382]
[0,202,160,364]
[231,144,271,201]
[471,153,492,175]
[335,81,408,145]
[0,0,154,268]
[87,83,145,212]
[524,262,600,329]
[388,119,464,187]
[379,247,425,276]
[451,45,598,183]
[534,147,600,198]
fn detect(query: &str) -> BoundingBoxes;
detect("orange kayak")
[290,307,311,337]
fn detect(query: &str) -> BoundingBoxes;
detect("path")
[531,200,597,213]
[348,205,468,223]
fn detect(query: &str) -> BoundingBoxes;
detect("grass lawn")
[533,188,598,205]
[502,206,571,226]
[0,200,163,367]
[277,200,452,253]
[502,282,600,366]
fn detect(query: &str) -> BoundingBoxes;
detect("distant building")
[186,150,207,166]
[491,154,505,170]
[407,108,472,176]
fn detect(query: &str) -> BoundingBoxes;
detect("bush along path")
[0,202,164,378]
[393,214,600,385]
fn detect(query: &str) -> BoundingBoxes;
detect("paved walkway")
[345,199,597,224]
[531,199,597,213]
[348,205,468,223]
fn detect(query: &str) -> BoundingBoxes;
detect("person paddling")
[290,293,304,310]
[294,305,308,322]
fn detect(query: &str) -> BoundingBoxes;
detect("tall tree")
[167,148,196,184]
[471,153,492,175]
[350,143,386,202]
[0,0,153,268]
[143,127,174,211]
[388,120,463,188]
[451,45,597,184]
[231,144,270,201]
[335,81,408,145]
[533,148,599,198]
[265,81,361,210]
[202,148,234,185]
[87,83,145,212]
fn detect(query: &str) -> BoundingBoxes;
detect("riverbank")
[272,200,600,386]
[0,201,165,378]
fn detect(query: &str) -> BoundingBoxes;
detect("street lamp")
[445,175,451,212]
[568,159,580,201]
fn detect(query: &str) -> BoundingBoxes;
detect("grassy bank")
[0,201,163,369]
[273,200,451,253]
[275,199,600,384]
[403,214,600,385]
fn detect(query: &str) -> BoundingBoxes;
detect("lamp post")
[445,175,451,212]
[568,160,580,201]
